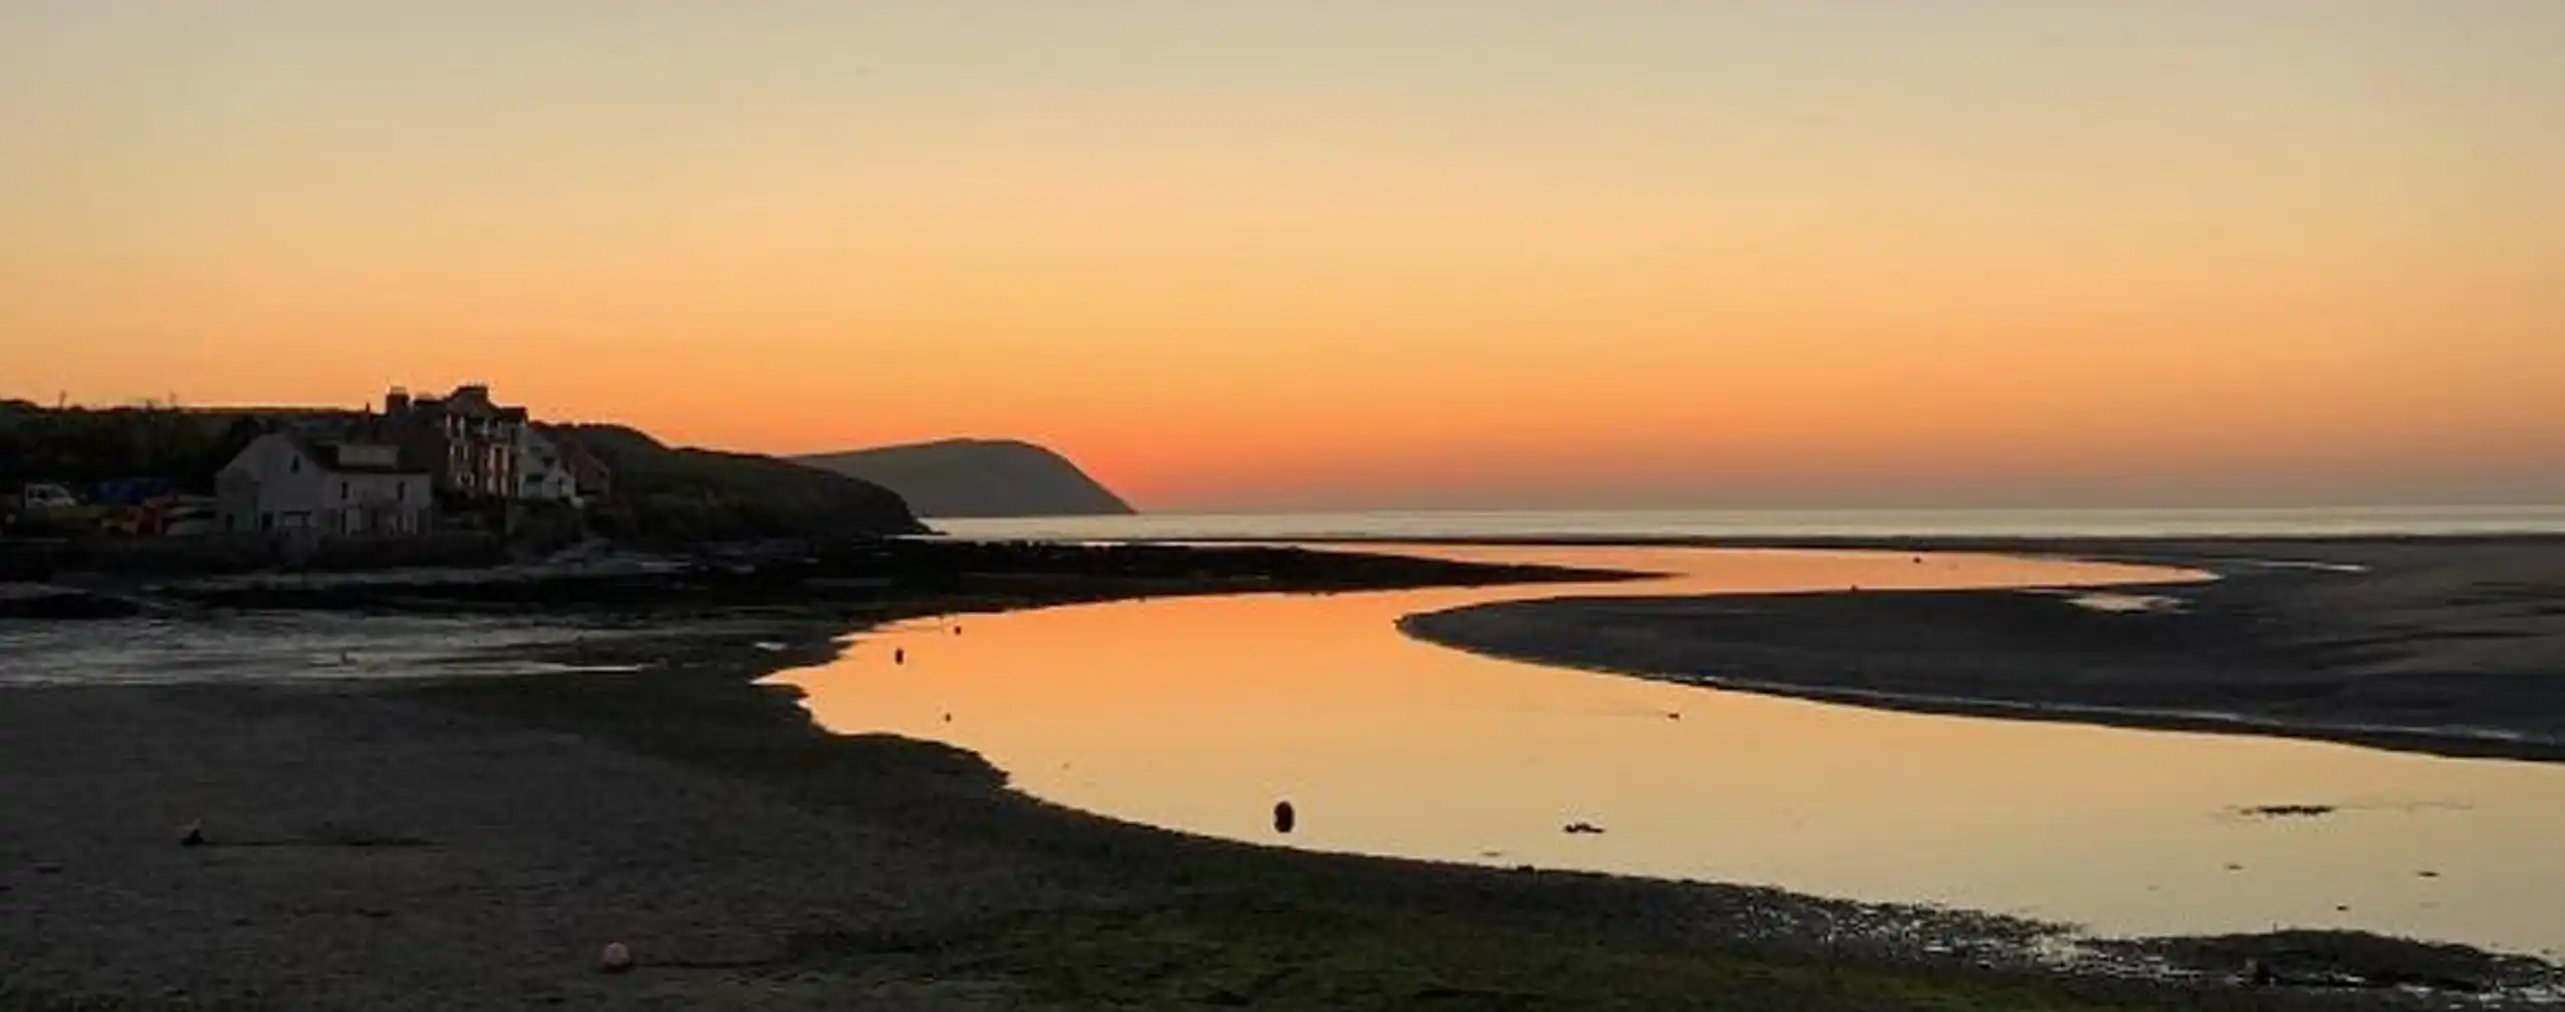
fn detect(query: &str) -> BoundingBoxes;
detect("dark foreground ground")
[1405,537,2565,762]
[3,541,2560,1010]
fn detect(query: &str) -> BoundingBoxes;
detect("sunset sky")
[4,2,2561,511]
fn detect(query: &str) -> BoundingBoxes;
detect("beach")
[4,539,2562,1009]
[1403,537,2565,763]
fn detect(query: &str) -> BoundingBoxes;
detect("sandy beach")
[4,540,2562,1009]
[1403,537,2565,763]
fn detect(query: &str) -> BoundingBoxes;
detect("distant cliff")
[561,425,926,542]
[795,439,1134,518]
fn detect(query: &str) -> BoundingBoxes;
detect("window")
[260,513,274,531]
[289,456,301,474]
[396,481,407,502]
[340,481,350,501]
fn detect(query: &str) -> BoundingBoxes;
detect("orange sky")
[4,3,2562,510]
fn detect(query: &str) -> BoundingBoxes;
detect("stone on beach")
[179,821,205,847]
[598,941,634,974]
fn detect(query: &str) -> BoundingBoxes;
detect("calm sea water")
[936,504,2565,543]
[773,544,2565,957]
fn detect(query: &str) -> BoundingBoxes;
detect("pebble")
[599,941,635,974]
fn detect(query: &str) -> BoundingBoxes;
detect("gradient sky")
[5,2,2561,511]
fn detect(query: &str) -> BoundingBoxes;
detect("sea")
[933,504,2565,543]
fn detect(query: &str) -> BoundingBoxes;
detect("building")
[384,384,528,499]
[549,428,613,502]
[517,427,580,504]
[215,433,433,536]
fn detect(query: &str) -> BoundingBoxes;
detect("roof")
[277,433,430,476]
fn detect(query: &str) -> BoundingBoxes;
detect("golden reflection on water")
[773,547,2565,956]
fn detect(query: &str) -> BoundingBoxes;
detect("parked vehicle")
[20,483,79,511]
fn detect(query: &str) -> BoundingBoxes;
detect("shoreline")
[1400,535,2565,767]
[7,538,2564,1007]
[1401,610,2565,766]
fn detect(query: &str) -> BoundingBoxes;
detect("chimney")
[386,387,412,416]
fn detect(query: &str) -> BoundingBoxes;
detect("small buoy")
[942,712,953,723]
[1272,800,1296,834]
[894,648,905,665]
[598,941,634,974]
[179,822,205,847]
[1665,711,1681,721]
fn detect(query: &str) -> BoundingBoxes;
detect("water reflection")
[772,546,2565,957]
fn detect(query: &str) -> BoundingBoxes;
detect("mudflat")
[3,541,2559,1009]
[1404,537,2565,761]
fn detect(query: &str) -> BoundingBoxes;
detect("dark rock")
[2240,804,2337,818]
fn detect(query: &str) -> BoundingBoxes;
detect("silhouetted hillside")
[0,402,306,492]
[795,438,1133,518]
[0,403,924,544]
[552,425,925,542]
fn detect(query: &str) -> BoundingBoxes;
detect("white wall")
[217,434,434,535]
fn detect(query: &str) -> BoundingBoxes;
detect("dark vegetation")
[559,424,924,543]
[796,437,1134,518]
[0,401,270,493]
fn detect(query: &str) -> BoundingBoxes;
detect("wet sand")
[1403,537,2565,762]
[4,542,2561,1009]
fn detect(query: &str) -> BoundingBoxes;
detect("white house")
[516,427,580,505]
[216,433,434,536]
